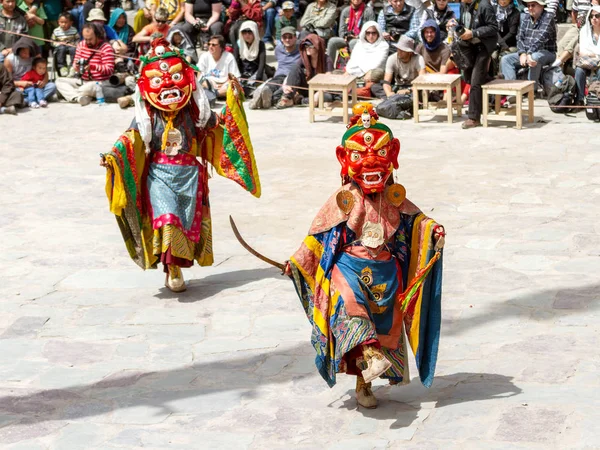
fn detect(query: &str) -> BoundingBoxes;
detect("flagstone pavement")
[1,100,599,449]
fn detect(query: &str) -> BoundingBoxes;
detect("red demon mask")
[336,104,400,194]
[138,39,196,112]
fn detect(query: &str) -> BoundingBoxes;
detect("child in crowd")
[275,1,297,41]
[51,12,80,77]
[21,57,49,108]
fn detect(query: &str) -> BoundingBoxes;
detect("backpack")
[376,94,413,120]
[335,47,350,71]
[585,93,600,121]
[547,74,577,114]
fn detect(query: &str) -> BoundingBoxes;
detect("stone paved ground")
[1,100,599,449]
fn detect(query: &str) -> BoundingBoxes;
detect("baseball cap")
[282,1,294,9]
[281,26,296,36]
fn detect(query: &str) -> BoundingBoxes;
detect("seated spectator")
[18,0,46,50]
[554,0,592,67]
[55,23,115,105]
[0,63,23,114]
[371,35,423,99]
[299,0,337,39]
[4,37,57,101]
[377,0,420,48]
[133,7,171,44]
[20,56,50,107]
[423,0,455,41]
[326,0,376,62]
[87,8,119,41]
[489,0,519,76]
[575,6,600,103]
[150,0,186,25]
[225,0,263,45]
[261,0,278,49]
[275,33,333,108]
[275,1,297,40]
[0,0,29,64]
[133,1,153,33]
[345,21,389,77]
[234,20,269,94]
[500,0,556,90]
[182,0,224,46]
[249,25,301,108]
[167,24,198,63]
[416,18,449,73]
[109,8,136,56]
[51,12,80,77]
[198,34,240,97]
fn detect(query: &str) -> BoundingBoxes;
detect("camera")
[454,24,466,36]
[74,58,87,79]
[192,18,207,31]
[389,29,401,41]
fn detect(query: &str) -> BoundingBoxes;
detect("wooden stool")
[307,73,357,124]
[411,74,463,123]
[482,80,535,129]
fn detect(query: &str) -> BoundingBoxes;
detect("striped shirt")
[51,26,80,48]
[73,40,115,81]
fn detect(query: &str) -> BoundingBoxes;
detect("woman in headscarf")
[275,33,333,108]
[109,8,136,55]
[575,5,600,104]
[416,19,450,74]
[345,21,389,77]
[424,0,456,41]
[234,21,267,81]
[489,0,519,75]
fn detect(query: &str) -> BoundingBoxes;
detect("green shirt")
[18,0,47,47]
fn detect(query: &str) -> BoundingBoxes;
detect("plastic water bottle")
[95,82,105,106]
[554,71,565,89]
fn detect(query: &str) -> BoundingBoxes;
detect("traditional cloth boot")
[165,265,186,292]
[361,345,392,383]
[355,376,377,409]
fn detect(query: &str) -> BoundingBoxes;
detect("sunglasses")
[156,20,167,24]
[241,29,253,33]
[207,43,219,47]
[365,31,378,35]
[282,34,294,39]
[592,13,600,18]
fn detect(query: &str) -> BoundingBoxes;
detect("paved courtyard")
[1,100,599,449]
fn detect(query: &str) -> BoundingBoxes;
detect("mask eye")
[172,72,182,82]
[350,152,360,162]
[378,149,387,157]
[150,77,162,87]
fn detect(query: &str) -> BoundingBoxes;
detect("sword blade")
[229,216,286,271]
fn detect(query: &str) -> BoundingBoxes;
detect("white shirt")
[198,51,241,85]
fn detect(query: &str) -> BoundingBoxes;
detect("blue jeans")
[262,7,277,43]
[574,67,600,102]
[500,50,556,89]
[23,82,57,104]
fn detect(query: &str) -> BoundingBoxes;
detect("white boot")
[355,376,377,409]
[165,265,186,292]
[360,345,392,383]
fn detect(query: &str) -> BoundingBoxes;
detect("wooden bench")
[411,74,463,123]
[307,73,357,124]
[482,80,535,129]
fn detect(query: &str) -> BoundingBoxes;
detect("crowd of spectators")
[0,0,598,125]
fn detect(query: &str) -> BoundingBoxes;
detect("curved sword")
[229,216,286,271]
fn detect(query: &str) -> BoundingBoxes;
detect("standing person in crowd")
[451,0,497,129]
[224,0,262,45]
[51,12,80,77]
[18,0,46,50]
[345,21,389,76]
[234,20,267,92]
[109,8,136,55]
[423,0,455,41]
[327,0,376,62]
[249,25,300,108]
[55,23,115,105]
[0,63,23,113]
[377,0,421,48]
[133,7,171,43]
[574,5,600,103]
[0,0,29,64]
[275,33,333,108]
[40,0,62,38]
[198,34,240,97]
[260,0,278,50]
[275,0,296,40]
[489,0,519,75]
[87,8,119,41]
[20,56,50,107]
[182,0,223,45]
[300,0,337,39]
[500,0,556,90]
[416,19,449,73]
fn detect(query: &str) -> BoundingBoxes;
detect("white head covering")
[345,21,389,77]
[239,20,260,62]
[579,5,600,57]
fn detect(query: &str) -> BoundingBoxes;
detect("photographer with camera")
[447,0,497,129]
[55,23,115,106]
[376,0,421,48]
[326,0,375,62]
[182,0,224,45]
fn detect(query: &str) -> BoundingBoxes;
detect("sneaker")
[78,95,93,106]
[30,102,40,109]
[265,42,275,51]
[259,86,272,109]
[462,118,481,129]
[2,105,17,115]
[59,67,69,77]
[39,100,48,108]
[247,91,262,110]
